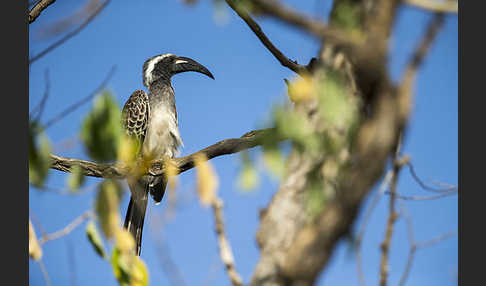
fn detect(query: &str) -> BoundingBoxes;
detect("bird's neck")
[147,78,175,108]
[149,78,172,92]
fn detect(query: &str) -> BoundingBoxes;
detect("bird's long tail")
[124,179,149,256]
[124,176,167,256]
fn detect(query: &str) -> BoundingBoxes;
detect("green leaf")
[316,71,360,154]
[86,220,107,259]
[81,90,122,162]
[262,147,284,179]
[273,106,322,153]
[29,121,51,188]
[237,151,260,191]
[95,179,123,239]
[111,248,149,286]
[67,164,85,192]
[317,72,357,130]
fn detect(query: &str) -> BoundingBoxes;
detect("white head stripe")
[144,53,174,86]
[175,59,188,64]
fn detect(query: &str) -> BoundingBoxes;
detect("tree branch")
[405,0,457,14]
[42,65,116,131]
[356,169,394,286]
[225,0,308,75]
[150,209,188,286]
[211,197,244,286]
[406,161,456,193]
[38,260,52,286]
[29,0,111,64]
[398,202,457,286]
[29,0,56,24]
[389,190,457,201]
[378,149,409,286]
[50,128,281,178]
[397,12,445,123]
[248,0,361,48]
[38,211,94,245]
[30,69,51,121]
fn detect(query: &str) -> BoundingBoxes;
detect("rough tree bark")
[249,0,404,285]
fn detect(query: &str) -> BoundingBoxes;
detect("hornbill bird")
[122,54,214,256]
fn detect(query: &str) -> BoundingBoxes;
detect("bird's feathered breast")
[143,85,183,159]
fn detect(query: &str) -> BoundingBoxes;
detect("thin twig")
[52,133,80,154]
[30,69,51,121]
[30,212,48,238]
[398,202,457,286]
[153,238,188,286]
[38,260,52,286]
[397,12,445,123]
[42,65,116,130]
[149,207,188,286]
[405,0,457,13]
[416,230,457,248]
[389,190,457,201]
[356,169,394,286]
[225,0,307,75]
[378,138,408,286]
[248,0,361,48]
[398,202,416,286]
[66,239,77,286]
[29,0,111,64]
[406,162,457,193]
[29,0,56,24]
[39,211,94,245]
[211,197,243,286]
[36,0,103,40]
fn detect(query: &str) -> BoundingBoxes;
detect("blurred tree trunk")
[250,1,402,285]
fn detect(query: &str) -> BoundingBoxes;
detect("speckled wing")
[122,90,150,143]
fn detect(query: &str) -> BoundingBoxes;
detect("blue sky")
[29,1,457,285]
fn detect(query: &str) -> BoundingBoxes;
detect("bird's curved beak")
[171,56,215,79]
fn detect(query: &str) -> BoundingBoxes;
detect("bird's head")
[142,53,214,88]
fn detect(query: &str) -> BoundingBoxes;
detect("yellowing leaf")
[115,228,135,253]
[237,165,259,191]
[95,180,122,239]
[29,220,42,260]
[130,257,149,286]
[194,153,218,207]
[86,220,107,258]
[262,147,284,178]
[118,134,141,167]
[237,151,259,191]
[67,164,85,191]
[164,158,179,191]
[112,248,149,286]
[287,75,316,103]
